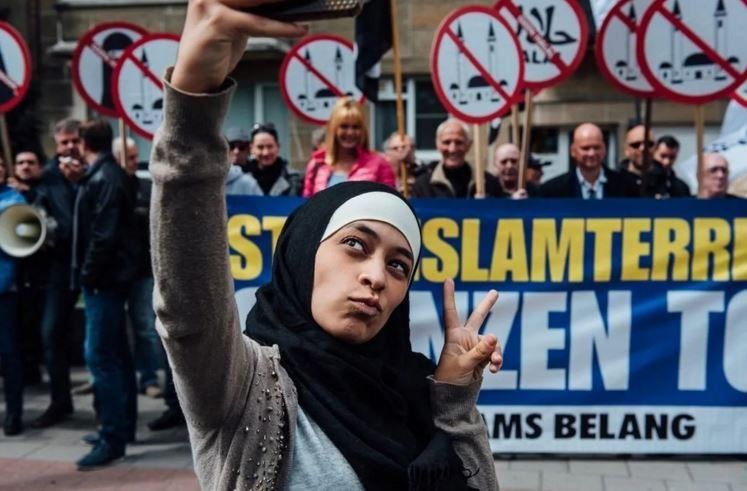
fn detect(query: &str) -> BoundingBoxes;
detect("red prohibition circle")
[494,0,589,91]
[637,0,747,105]
[595,0,657,98]
[112,33,180,140]
[279,34,365,126]
[732,83,747,107]
[0,21,32,114]
[430,5,525,124]
[72,22,148,118]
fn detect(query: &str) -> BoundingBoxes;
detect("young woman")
[152,1,502,488]
[302,97,396,197]
[246,123,302,196]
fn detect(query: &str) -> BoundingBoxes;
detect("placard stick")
[695,105,705,197]
[118,118,129,168]
[390,0,408,197]
[643,97,653,169]
[473,123,485,198]
[511,104,520,145]
[518,89,533,190]
[0,115,12,177]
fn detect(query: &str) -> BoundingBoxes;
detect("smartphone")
[246,0,363,22]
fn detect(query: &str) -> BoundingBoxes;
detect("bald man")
[540,123,637,198]
[619,124,688,198]
[411,118,501,198]
[492,143,539,198]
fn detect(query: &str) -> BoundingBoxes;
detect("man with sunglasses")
[620,124,689,198]
[226,127,253,172]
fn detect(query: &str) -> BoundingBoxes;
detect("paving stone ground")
[2,368,745,490]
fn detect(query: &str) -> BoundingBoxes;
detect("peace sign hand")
[433,279,503,385]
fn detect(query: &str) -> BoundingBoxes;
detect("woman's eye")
[343,237,365,251]
[389,261,410,277]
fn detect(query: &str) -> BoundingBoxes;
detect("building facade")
[1,0,727,178]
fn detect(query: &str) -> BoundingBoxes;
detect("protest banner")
[226,196,747,454]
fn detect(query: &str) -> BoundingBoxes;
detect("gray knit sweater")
[150,74,499,491]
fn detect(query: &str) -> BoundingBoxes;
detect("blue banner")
[227,196,747,453]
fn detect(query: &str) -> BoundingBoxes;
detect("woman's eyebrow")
[351,223,413,262]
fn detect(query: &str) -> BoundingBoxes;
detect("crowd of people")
[0,93,739,468]
[0,119,182,468]
[223,97,737,201]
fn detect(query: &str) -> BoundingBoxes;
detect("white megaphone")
[0,204,47,258]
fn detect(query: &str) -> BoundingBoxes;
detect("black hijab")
[245,181,472,490]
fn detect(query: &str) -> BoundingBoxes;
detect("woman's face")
[335,118,363,152]
[252,132,280,168]
[311,219,414,344]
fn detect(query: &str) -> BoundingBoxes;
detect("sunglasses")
[229,141,249,151]
[628,140,655,150]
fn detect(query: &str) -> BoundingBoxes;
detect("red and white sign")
[638,0,747,105]
[733,80,747,107]
[494,0,588,91]
[112,33,179,140]
[72,22,147,117]
[280,34,363,126]
[431,6,524,124]
[0,22,31,114]
[596,0,656,98]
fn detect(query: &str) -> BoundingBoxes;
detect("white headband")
[321,192,421,265]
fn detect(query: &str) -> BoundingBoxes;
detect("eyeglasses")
[628,140,655,150]
[250,122,278,141]
[229,141,249,151]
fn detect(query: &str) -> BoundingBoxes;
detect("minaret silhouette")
[334,47,343,87]
[672,0,683,84]
[456,22,466,104]
[626,3,637,80]
[101,32,133,110]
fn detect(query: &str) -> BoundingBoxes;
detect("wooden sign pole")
[518,89,533,190]
[511,104,520,145]
[390,0,408,197]
[643,97,653,169]
[694,105,705,197]
[0,115,13,179]
[473,123,485,198]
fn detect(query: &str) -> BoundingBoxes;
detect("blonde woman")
[303,98,395,197]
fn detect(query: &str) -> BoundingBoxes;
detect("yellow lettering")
[420,218,459,282]
[489,219,528,282]
[586,219,622,282]
[530,219,584,283]
[651,218,691,281]
[734,219,747,281]
[692,218,731,281]
[621,219,651,281]
[228,214,263,281]
[461,219,488,281]
[262,216,287,256]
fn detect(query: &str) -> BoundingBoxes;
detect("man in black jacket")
[540,123,638,198]
[29,119,86,429]
[72,120,138,469]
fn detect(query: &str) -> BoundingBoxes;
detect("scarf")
[245,181,472,490]
[247,157,284,195]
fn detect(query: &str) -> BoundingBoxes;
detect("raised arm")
[150,0,305,429]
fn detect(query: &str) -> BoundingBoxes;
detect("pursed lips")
[348,297,382,316]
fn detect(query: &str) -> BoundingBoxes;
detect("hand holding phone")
[245,0,362,22]
[172,0,308,94]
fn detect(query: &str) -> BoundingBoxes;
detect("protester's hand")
[58,157,86,183]
[511,188,528,200]
[7,177,29,192]
[171,0,307,93]
[434,279,502,385]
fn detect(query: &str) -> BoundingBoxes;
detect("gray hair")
[54,118,81,135]
[112,136,137,156]
[435,118,472,143]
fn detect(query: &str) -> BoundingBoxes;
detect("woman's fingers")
[221,7,308,38]
[442,278,461,330]
[465,289,498,333]
[464,334,499,370]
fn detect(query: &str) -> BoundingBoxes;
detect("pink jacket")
[302,148,396,197]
